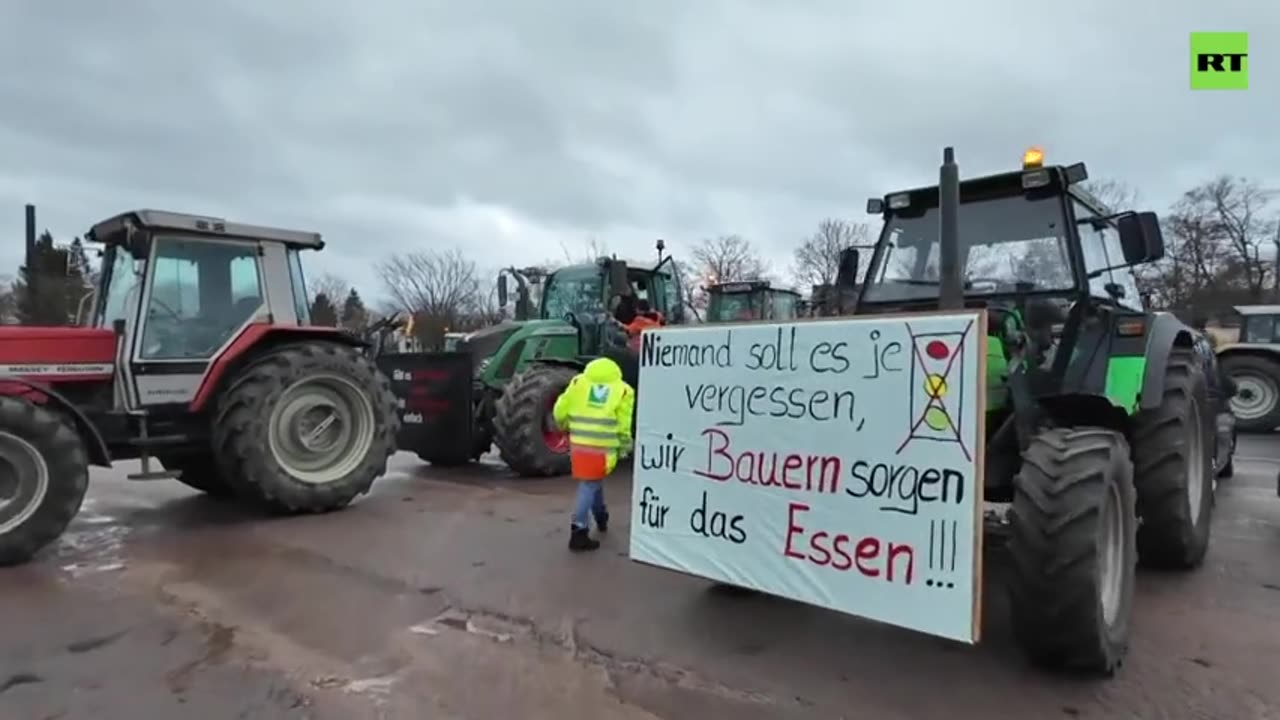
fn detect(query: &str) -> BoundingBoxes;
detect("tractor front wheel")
[1221,353,1280,431]
[1131,348,1214,569]
[493,364,576,477]
[214,342,399,513]
[0,396,89,566]
[1007,427,1136,674]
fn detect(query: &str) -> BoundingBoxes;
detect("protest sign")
[629,312,986,643]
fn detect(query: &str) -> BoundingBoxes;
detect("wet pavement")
[3,437,1280,720]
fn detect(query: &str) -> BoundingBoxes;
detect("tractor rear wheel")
[213,342,399,513]
[158,451,234,498]
[1131,347,1214,569]
[493,364,576,477]
[1221,353,1280,431]
[1007,427,1135,674]
[0,396,89,566]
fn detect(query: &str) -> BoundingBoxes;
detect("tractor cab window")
[709,292,758,322]
[1073,199,1144,311]
[863,194,1075,303]
[661,265,685,323]
[772,292,799,320]
[1243,315,1279,343]
[97,246,143,329]
[139,237,264,360]
[288,249,312,325]
[541,268,605,321]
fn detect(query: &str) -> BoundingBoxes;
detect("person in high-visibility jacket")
[552,357,636,551]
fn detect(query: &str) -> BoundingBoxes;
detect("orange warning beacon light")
[1022,146,1045,169]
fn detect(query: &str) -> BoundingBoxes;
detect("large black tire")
[1131,348,1214,569]
[1007,427,1136,674]
[1221,353,1280,431]
[213,342,399,513]
[157,451,234,498]
[493,364,576,477]
[0,396,89,566]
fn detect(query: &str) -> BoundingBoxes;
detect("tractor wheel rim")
[268,374,377,485]
[1187,395,1206,522]
[0,431,49,536]
[1100,477,1125,627]
[1229,371,1277,421]
[542,394,569,454]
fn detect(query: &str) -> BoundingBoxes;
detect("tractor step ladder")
[125,410,183,481]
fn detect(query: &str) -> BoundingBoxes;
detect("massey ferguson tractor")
[0,210,399,566]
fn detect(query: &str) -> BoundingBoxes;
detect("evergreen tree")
[310,292,339,326]
[15,231,94,326]
[340,288,368,331]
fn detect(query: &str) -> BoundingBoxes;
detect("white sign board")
[629,312,987,643]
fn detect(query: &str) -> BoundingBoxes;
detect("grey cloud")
[1,0,1277,299]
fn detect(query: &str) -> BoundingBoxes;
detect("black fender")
[1139,312,1196,411]
[0,376,112,467]
[1038,392,1130,434]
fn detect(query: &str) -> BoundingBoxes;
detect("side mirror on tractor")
[1117,211,1165,264]
[836,247,860,288]
[497,274,509,307]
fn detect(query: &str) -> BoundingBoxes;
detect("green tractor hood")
[454,318,581,387]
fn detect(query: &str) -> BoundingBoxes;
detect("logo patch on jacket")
[588,384,611,406]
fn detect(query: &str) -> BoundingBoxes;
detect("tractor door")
[126,236,272,407]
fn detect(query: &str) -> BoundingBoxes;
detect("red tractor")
[0,210,400,566]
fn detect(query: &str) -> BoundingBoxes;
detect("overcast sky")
[0,0,1274,303]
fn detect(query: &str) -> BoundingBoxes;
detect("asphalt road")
[3,437,1280,720]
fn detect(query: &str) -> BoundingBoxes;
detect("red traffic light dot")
[925,340,950,360]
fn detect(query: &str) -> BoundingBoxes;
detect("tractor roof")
[87,209,325,250]
[1234,305,1280,316]
[711,280,799,296]
[557,257,669,274]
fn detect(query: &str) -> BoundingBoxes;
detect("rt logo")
[1191,32,1248,90]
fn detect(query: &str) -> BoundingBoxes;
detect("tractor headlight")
[474,356,492,377]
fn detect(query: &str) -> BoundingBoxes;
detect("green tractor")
[399,241,690,473]
[851,146,1233,673]
[704,280,801,323]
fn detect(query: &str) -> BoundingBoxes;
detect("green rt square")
[1191,32,1249,90]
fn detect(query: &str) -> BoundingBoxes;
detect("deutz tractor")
[0,210,399,566]
[398,241,690,474]
[704,280,801,323]
[853,147,1231,674]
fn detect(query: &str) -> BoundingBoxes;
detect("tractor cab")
[856,148,1166,414]
[87,210,318,407]
[705,280,801,323]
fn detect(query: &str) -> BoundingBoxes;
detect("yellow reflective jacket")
[552,358,636,470]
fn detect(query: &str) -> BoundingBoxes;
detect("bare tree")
[691,234,766,285]
[791,218,871,289]
[0,276,15,324]
[557,236,609,266]
[377,248,481,348]
[1079,179,1140,212]
[308,272,350,305]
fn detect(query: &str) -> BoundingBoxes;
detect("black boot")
[568,526,600,552]
[594,511,609,533]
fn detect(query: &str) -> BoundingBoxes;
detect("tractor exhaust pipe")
[938,147,963,310]
[24,204,37,310]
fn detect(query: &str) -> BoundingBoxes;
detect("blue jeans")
[571,481,607,529]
